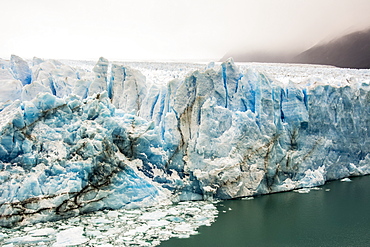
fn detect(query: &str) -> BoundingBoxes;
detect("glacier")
[0,55,370,227]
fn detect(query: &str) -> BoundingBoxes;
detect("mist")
[0,0,370,61]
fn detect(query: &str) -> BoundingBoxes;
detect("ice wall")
[0,92,167,227]
[136,59,370,199]
[1,55,370,227]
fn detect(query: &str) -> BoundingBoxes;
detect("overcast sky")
[1,0,370,61]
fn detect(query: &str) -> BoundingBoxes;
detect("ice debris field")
[0,200,217,246]
[0,55,370,242]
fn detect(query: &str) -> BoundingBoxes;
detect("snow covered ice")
[0,55,370,229]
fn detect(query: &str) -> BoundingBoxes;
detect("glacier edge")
[0,56,370,227]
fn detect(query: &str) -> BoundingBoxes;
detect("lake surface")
[160,176,370,247]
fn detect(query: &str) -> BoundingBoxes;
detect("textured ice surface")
[0,201,217,246]
[10,55,32,86]
[1,55,370,227]
[0,91,169,227]
[0,80,22,103]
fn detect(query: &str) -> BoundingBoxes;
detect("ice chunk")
[32,57,44,66]
[88,57,108,96]
[0,58,10,69]
[294,188,311,194]
[107,210,120,218]
[10,55,32,85]
[21,81,52,101]
[53,227,88,246]
[147,219,170,227]
[242,197,254,200]
[174,223,194,232]
[110,64,147,113]
[0,80,22,103]
[91,218,113,224]
[0,69,14,80]
[29,228,56,236]
[139,211,167,220]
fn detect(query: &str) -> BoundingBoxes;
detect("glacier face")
[0,92,167,227]
[0,55,370,227]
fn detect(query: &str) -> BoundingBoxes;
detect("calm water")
[160,176,370,247]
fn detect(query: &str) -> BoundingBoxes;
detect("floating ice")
[310,187,322,191]
[140,211,168,221]
[53,227,88,246]
[242,197,254,200]
[6,235,52,245]
[0,201,218,246]
[341,178,352,182]
[294,188,312,194]
[28,228,56,236]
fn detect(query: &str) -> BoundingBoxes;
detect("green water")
[160,176,370,247]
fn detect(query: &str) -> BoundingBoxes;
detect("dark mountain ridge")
[221,28,370,69]
[293,29,370,69]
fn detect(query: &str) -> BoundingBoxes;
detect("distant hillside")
[221,28,370,69]
[219,51,295,64]
[292,29,370,69]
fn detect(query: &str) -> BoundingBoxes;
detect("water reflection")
[160,176,370,247]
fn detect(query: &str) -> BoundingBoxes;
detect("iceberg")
[0,55,370,227]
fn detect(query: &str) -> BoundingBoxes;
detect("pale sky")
[1,0,370,61]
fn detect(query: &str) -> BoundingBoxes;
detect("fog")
[1,0,369,61]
